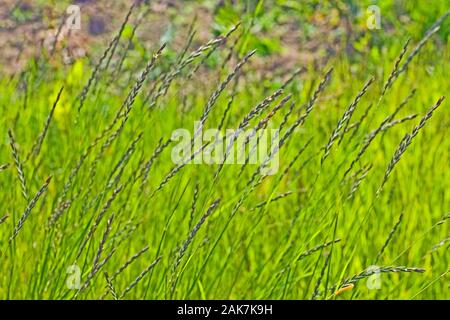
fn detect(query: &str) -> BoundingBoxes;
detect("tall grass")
[0,3,448,300]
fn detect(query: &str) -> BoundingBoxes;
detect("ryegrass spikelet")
[77,3,136,113]
[218,93,235,131]
[250,191,293,211]
[0,214,9,225]
[296,238,341,262]
[149,23,240,109]
[322,77,374,163]
[88,43,166,152]
[378,113,418,134]
[78,248,118,294]
[279,102,296,132]
[377,96,445,195]
[77,185,123,258]
[174,198,221,272]
[375,212,404,264]
[189,183,200,229]
[112,5,153,79]
[344,89,417,178]
[152,53,254,194]
[98,243,150,300]
[28,86,63,160]
[311,252,332,300]
[93,213,115,271]
[347,163,373,199]
[194,50,256,140]
[215,88,285,179]
[333,266,425,291]
[102,3,137,73]
[107,132,143,183]
[139,138,172,189]
[430,237,450,253]
[49,12,68,56]
[10,175,52,243]
[120,256,162,298]
[239,88,284,130]
[348,103,373,141]
[8,129,28,201]
[118,44,166,122]
[279,68,333,149]
[103,272,119,300]
[247,68,332,182]
[396,11,449,77]
[152,142,210,196]
[378,39,410,104]
[111,245,150,281]
[238,94,292,174]
[171,198,221,295]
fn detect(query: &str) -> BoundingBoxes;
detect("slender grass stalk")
[311,252,331,300]
[330,266,425,293]
[249,68,333,184]
[347,164,373,199]
[9,176,52,243]
[78,3,136,113]
[111,245,150,281]
[410,269,449,300]
[250,191,293,211]
[377,96,445,195]
[296,239,341,262]
[77,248,118,294]
[139,138,172,190]
[278,68,333,149]
[348,103,373,142]
[188,183,200,229]
[322,77,374,163]
[344,89,417,178]
[93,213,115,271]
[378,39,410,105]
[120,256,162,299]
[238,94,292,175]
[77,185,123,259]
[111,5,152,79]
[49,12,67,56]
[174,198,221,272]
[103,272,119,300]
[8,129,29,201]
[27,86,63,160]
[149,23,240,109]
[193,50,256,142]
[396,11,449,77]
[171,198,221,296]
[0,214,9,225]
[375,212,404,264]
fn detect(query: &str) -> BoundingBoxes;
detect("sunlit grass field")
[0,1,448,299]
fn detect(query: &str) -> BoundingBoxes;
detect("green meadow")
[0,1,448,299]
